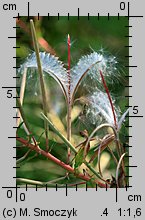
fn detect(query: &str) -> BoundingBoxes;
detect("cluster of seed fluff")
[71,51,121,96]
[84,91,120,126]
[19,51,119,98]
[70,52,103,93]
[18,52,69,97]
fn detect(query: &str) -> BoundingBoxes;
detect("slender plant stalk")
[84,124,118,157]
[41,113,77,154]
[107,146,118,165]
[17,177,90,188]
[98,142,105,177]
[17,178,47,186]
[99,70,117,129]
[115,134,126,184]
[16,92,38,147]
[67,34,72,163]
[86,123,126,183]
[84,123,121,157]
[99,71,126,177]
[16,149,31,164]
[16,91,31,135]
[116,153,126,187]
[96,136,118,178]
[41,113,108,182]
[89,134,115,163]
[17,68,27,127]
[16,136,108,187]
[97,142,118,178]
[16,176,67,187]
[30,19,49,151]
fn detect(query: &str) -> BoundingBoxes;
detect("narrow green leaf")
[30,19,49,150]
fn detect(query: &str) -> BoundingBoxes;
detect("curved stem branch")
[16,136,107,188]
[116,153,126,187]
[85,123,126,184]
[16,149,31,164]
[84,123,119,157]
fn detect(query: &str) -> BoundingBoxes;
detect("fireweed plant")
[16,20,129,188]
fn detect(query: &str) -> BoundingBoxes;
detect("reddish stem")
[99,70,117,128]
[67,34,71,73]
[67,34,71,163]
[67,34,71,103]
[16,136,107,188]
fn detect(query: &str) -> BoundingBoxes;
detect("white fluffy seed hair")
[19,51,119,99]
[84,91,120,126]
